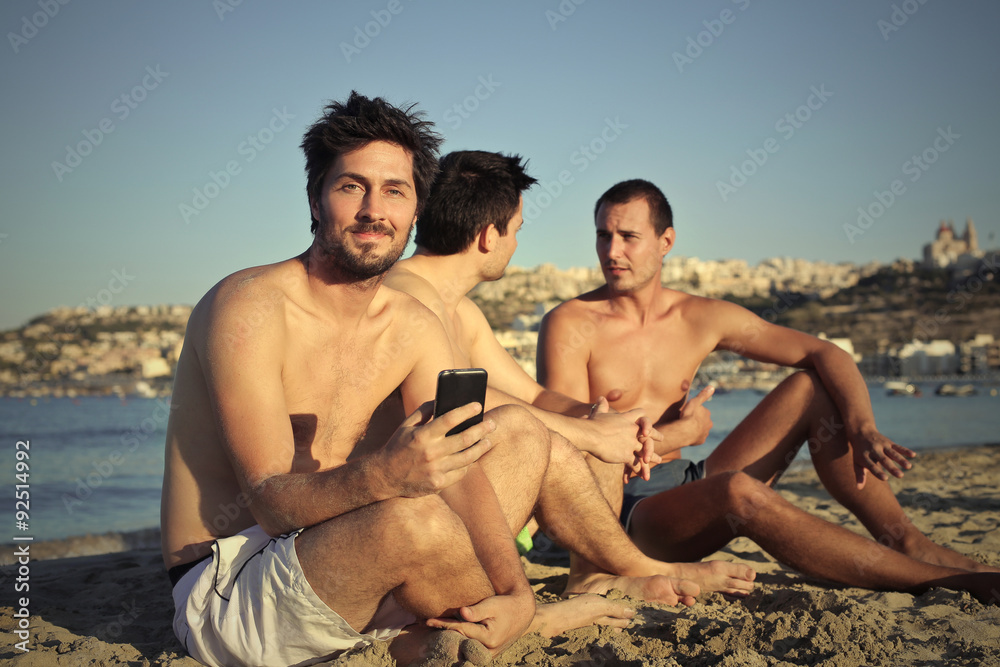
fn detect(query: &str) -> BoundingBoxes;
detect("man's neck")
[299,246,385,323]
[606,278,666,326]
[401,248,482,312]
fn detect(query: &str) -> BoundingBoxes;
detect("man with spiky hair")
[162,92,567,666]
[386,151,757,603]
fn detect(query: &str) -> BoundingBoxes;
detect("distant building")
[922,218,982,270]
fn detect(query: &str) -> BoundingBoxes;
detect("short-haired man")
[385,152,756,601]
[162,95,616,667]
[537,178,1000,602]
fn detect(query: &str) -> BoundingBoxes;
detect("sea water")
[2,383,998,542]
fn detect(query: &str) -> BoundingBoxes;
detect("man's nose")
[359,192,386,221]
[607,236,624,259]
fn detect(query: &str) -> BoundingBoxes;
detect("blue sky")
[2,0,998,330]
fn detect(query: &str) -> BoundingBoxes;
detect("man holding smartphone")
[161,93,640,667]
[385,150,757,601]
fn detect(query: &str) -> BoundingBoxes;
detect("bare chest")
[282,334,407,469]
[587,321,711,421]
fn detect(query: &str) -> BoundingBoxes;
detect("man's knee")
[485,404,550,463]
[719,471,777,519]
[368,495,462,555]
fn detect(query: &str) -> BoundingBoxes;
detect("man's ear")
[309,197,322,223]
[660,227,676,258]
[478,224,499,254]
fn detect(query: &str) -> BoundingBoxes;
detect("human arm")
[202,284,495,536]
[709,298,914,487]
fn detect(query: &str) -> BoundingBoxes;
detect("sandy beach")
[2,444,998,666]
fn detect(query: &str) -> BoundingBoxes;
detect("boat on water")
[935,383,977,397]
[884,381,922,397]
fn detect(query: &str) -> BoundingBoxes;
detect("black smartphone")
[433,368,488,436]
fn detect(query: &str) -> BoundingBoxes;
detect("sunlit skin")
[387,188,758,603]
[538,195,1000,604]
[162,140,554,663]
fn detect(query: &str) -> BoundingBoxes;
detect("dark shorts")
[621,458,706,533]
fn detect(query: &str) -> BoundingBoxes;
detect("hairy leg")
[629,471,1000,602]
[296,493,494,632]
[709,371,998,573]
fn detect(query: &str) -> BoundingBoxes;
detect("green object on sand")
[515,526,533,555]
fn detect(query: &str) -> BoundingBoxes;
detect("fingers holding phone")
[384,369,494,497]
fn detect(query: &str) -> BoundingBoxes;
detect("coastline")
[2,444,998,665]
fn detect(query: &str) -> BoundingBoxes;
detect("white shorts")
[171,525,416,667]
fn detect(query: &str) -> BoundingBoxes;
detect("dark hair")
[594,179,673,235]
[414,151,537,256]
[301,91,443,233]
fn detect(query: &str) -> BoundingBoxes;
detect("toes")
[458,638,491,666]
[673,577,701,598]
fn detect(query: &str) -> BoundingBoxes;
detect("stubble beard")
[315,220,413,281]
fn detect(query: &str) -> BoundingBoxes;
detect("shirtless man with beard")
[160,96,650,667]
[538,178,1000,603]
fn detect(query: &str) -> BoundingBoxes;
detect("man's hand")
[426,588,535,656]
[671,386,714,447]
[379,401,497,499]
[623,416,663,483]
[585,397,658,465]
[851,426,915,489]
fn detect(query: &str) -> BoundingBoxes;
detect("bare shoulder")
[455,295,491,329]
[542,286,610,329]
[377,284,451,342]
[190,259,304,348]
[670,290,747,323]
[384,265,450,320]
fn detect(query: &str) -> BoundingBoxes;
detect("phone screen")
[434,368,488,436]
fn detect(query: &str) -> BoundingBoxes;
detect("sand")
[2,444,998,666]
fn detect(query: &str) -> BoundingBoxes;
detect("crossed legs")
[294,406,635,665]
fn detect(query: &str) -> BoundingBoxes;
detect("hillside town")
[1,221,997,397]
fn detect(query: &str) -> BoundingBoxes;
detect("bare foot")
[932,572,1000,606]
[529,595,635,637]
[664,559,756,596]
[905,539,1000,574]
[389,627,491,667]
[564,571,700,606]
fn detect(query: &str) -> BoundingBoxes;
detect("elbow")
[247,479,297,537]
